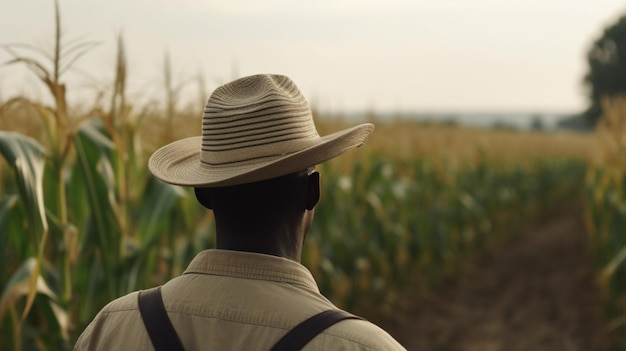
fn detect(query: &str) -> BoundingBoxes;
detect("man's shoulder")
[98,290,140,313]
[73,292,145,351]
[102,291,139,312]
[318,318,406,350]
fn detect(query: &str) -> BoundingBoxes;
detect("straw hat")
[149,74,374,187]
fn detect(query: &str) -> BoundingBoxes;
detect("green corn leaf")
[0,132,50,322]
[137,177,186,244]
[0,257,68,344]
[73,118,122,298]
[0,132,48,235]
[74,118,119,240]
[0,195,23,284]
[0,258,54,321]
[602,244,626,284]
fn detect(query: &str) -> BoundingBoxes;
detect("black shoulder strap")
[137,286,185,351]
[270,310,363,351]
[138,286,361,351]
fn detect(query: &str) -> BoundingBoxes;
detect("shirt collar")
[183,249,320,293]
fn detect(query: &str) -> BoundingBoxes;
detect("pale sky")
[1,0,625,116]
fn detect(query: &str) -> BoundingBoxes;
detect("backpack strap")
[137,286,185,351]
[270,309,364,351]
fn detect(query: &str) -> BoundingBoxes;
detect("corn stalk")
[586,96,626,343]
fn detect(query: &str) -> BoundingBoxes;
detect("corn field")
[585,97,626,343]
[0,112,591,350]
[307,156,586,312]
[1,3,625,350]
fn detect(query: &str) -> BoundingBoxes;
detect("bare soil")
[375,203,618,351]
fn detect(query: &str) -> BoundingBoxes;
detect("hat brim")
[149,123,374,187]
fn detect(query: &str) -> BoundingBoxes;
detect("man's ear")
[194,187,212,209]
[305,171,320,210]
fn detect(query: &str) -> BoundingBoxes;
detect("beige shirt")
[74,249,406,350]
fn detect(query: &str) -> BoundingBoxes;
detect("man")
[74,74,405,350]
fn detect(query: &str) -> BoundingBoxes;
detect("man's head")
[147,74,374,259]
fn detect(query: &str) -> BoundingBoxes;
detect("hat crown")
[209,74,303,108]
[201,74,320,167]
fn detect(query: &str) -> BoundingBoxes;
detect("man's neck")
[215,228,302,262]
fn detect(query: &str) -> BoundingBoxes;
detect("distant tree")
[584,13,626,124]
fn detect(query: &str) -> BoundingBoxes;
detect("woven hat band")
[200,106,316,144]
[200,135,321,166]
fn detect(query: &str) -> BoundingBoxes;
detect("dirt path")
[376,204,617,351]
